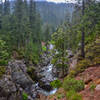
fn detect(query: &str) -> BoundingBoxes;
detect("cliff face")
[0,60,37,100]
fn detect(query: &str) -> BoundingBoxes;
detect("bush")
[71,59,91,76]
[0,59,8,66]
[90,83,96,91]
[66,90,82,100]
[68,70,76,78]
[0,39,9,66]
[0,66,6,78]
[57,93,65,99]
[50,79,62,88]
[22,92,28,100]
[42,45,47,52]
[63,77,84,92]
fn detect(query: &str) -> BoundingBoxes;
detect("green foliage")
[68,70,76,78]
[0,60,8,66]
[63,77,84,92]
[90,83,96,91]
[22,92,28,100]
[51,27,69,76]
[0,39,9,65]
[25,43,40,64]
[57,93,65,99]
[42,45,47,52]
[50,79,62,88]
[0,66,6,78]
[76,59,91,71]
[66,90,82,100]
[0,0,44,64]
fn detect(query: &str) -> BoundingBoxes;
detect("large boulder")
[0,75,22,100]
[9,60,34,88]
[0,60,39,100]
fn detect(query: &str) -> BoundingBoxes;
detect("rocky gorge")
[0,53,58,100]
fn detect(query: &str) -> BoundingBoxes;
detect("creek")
[33,44,57,97]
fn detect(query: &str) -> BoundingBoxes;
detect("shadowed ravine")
[35,44,57,96]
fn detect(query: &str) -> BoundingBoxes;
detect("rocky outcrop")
[35,63,56,91]
[35,52,57,92]
[0,60,39,100]
[0,75,22,100]
[76,65,100,100]
[9,60,34,89]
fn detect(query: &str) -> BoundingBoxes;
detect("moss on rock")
[0,66,6,78]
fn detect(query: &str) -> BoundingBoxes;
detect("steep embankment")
[47,36,100,100]
[76,65,100,100]
[47,65,100,100]
[0,53,57,100]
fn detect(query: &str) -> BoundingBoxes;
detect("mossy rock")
[0,59,8,66]
[68,70,76,78]
[77,59,91,69]
[93,57,100,65]
[86,52,94,60]
[0,66,6,78]
[27,67,35,80]
[95,38,100,44]
[70,59,92,76]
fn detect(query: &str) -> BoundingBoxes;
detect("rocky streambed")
[35,53,57,96]
[0,54,57,100]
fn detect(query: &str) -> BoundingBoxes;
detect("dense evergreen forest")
[0,0,100,100]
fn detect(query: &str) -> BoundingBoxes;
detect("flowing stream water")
[35,63,57,96]
[34,44,57,96]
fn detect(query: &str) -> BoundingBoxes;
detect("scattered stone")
[95,84,100,91]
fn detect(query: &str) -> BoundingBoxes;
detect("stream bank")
[0,53,57,100]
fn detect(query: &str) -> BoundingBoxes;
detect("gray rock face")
[9,61,33,88]
[0,75,22,100]
[35,63,56,91]
[35,52,56,91]
[95,84,100,91]
[0,60,38,100]
[0,52,58,99]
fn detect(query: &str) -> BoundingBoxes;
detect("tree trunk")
[81,0,85,58]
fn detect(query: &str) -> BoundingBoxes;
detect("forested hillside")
[36,2,75,27]
[10,1,75,28]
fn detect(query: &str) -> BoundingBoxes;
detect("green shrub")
[22,92,28,100]
[72,93,82,100]
[57,93,65,99]
[77,59,91,69]
[69,70,76,78]
[90,83,96,91]
[66,90,76,100]
[0,39,9,66]
[72,59,91,76]
[50,79,62,88]
[42,45,47,51]
[63,77,84,92]
[0,59,8,66]
[0,66,6,78]
[93,57,100,65]
[66,90,82,100]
